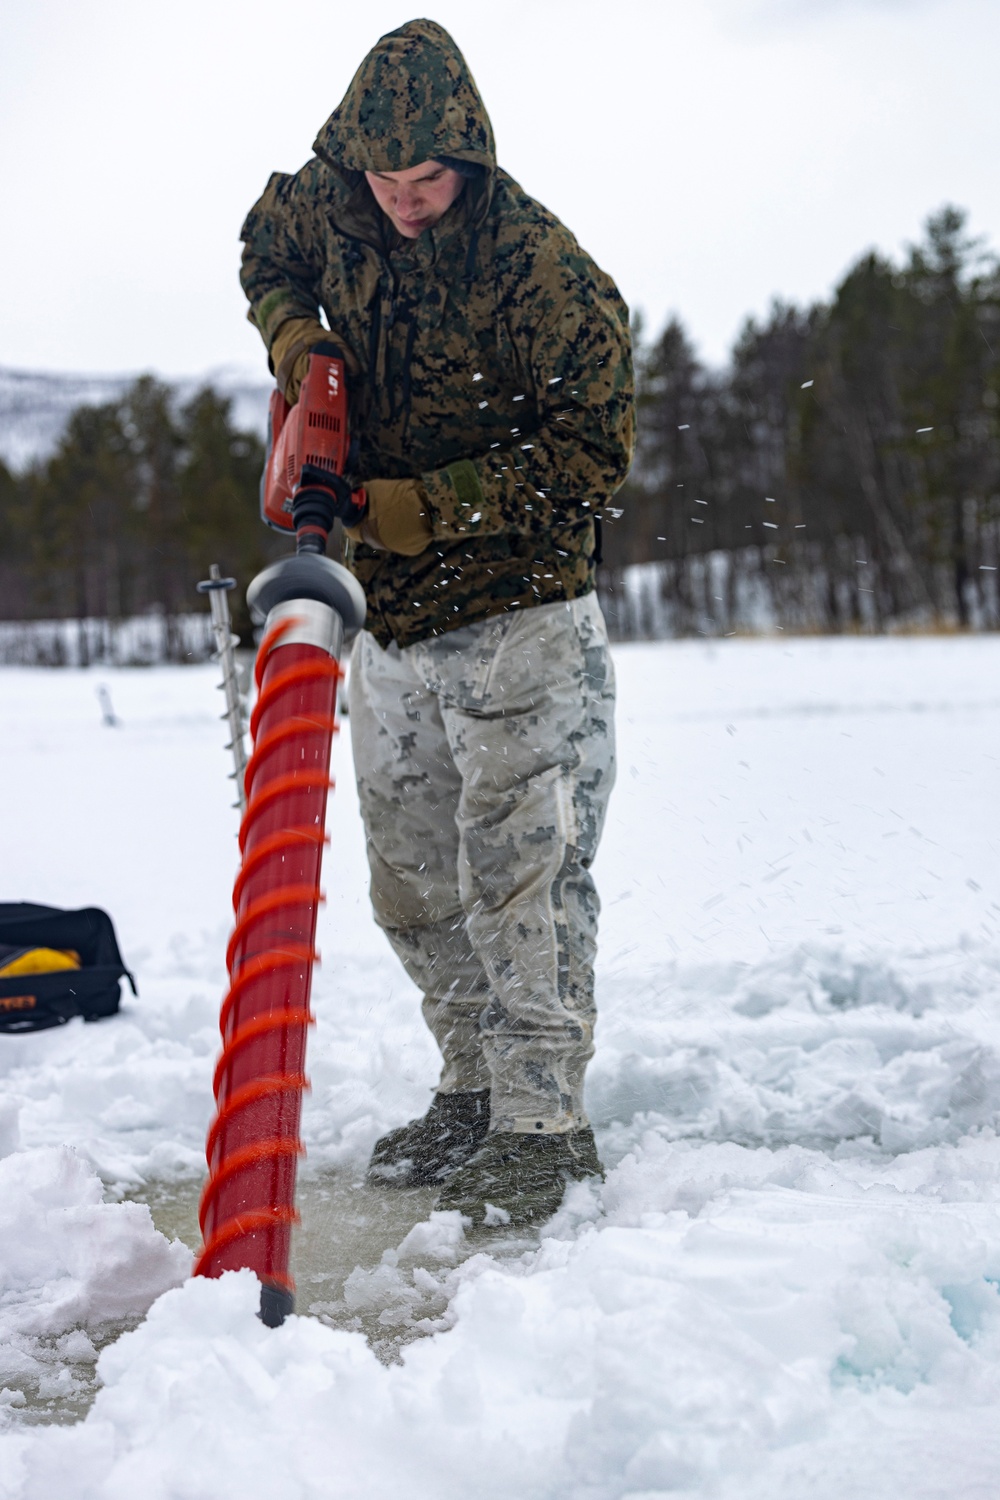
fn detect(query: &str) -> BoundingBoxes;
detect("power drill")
[260,342,366,554]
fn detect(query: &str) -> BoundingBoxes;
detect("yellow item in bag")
[0,947,81,978]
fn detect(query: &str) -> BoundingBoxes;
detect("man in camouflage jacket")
[241,18,634,1225]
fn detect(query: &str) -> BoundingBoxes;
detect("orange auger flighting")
[194,348,365,1327]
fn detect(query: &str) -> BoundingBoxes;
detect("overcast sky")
[2,0,998,379]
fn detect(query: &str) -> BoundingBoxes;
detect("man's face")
[365,161,465,238]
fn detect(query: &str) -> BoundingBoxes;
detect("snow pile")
[591,944,1000,1158]
[0,639,998,1496]
[6,1155,1000,1499]
[0,1127,189,1422]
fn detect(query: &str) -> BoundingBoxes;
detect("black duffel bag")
[0,904,137,1033]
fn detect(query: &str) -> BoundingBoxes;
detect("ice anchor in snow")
[197,564,249,816]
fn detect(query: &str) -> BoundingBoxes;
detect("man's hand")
[345,478,433,556]
[269,316,331,403]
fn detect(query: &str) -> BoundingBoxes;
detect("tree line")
[600,206,1000,637]
[0,380,281,659]
[2,205,998,659]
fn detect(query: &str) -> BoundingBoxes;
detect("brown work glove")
[345,478,434,556]
[269,316,330,403]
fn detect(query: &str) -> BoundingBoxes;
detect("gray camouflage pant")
[348,593,616,1134]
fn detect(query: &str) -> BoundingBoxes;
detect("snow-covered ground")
[1,634,998,1498]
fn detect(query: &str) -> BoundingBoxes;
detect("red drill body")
[261,346,358,544]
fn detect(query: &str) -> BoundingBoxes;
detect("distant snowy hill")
[0,365,271,472]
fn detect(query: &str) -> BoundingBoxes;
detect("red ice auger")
[194,346,365,1327]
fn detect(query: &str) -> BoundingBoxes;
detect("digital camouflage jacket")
[240,18,634,648]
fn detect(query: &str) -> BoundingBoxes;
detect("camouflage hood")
[314,18,495,212]
[242,18,633,649]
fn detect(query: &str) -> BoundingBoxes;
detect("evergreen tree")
[1,377,280,656]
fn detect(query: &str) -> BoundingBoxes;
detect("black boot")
[366,1090,491,1187]
[435,1127,604,1226]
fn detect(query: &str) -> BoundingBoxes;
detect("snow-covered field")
[1,634,998,1498]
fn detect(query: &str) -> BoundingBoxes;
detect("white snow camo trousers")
[348,593,616,1134]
